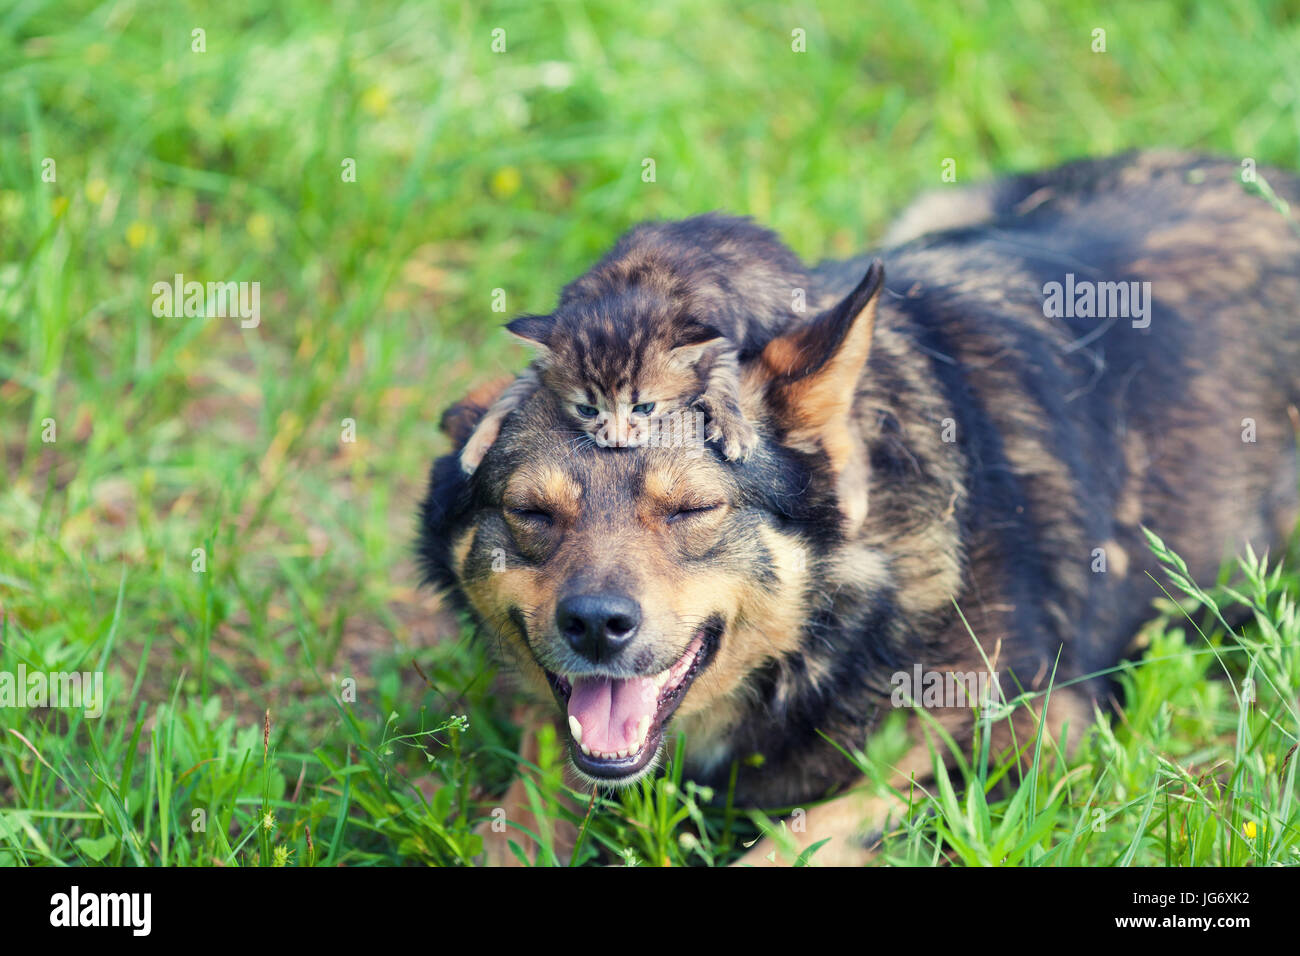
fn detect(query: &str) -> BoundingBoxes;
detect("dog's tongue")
[567,675,658,754]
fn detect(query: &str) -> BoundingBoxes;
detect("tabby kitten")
[460,213,811,472]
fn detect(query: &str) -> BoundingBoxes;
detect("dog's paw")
[473,810,577,867]
[733,837,783,867]
[474,818,533,867]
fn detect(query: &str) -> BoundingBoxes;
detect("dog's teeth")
[568,715,583,744]
[580,743,591,755]
[616,749,627,758]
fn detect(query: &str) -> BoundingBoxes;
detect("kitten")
[460,213,810,473]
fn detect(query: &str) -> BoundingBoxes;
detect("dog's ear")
[754,260,883,455]
[749,260,884,529]
[439,375,516,447]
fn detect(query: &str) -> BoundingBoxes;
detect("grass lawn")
[1,0,1299,866]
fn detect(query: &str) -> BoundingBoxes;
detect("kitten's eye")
[575,404,599,419]
[667,502,723,524]
[631,402,656,416]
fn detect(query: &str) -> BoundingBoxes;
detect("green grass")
[1,0,1298,866]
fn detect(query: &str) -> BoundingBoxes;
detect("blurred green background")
[1,1,1298,865]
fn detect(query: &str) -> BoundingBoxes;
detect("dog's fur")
[419,151,1300,865]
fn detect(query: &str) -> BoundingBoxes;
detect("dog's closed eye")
[508,506,554,525]
[666,503,724,524]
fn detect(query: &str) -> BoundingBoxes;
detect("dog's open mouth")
[545,624,719,781]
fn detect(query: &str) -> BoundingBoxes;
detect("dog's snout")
[556,593,641,663]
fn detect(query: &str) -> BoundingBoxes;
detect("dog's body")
[420,151,1300,864]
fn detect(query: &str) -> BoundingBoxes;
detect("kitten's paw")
[459,441,486,475]
[706,407,759,461]
[460,418,502,474]
[725,422,760,461]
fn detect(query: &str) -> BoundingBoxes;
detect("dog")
[418,151,1300,865]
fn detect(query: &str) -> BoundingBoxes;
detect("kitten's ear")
[506,314,555,349]
[670,321,725,369]
[750,259,884,465]
[439,376,515,446]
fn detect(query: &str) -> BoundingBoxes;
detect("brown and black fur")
[420,151,1300,864]
[459,214,811,469]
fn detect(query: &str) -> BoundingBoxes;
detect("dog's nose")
[556,593,641,663]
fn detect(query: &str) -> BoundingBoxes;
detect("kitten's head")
[504,213,809,446]
[507,299,722,447]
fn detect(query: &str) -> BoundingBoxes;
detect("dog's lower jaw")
[566,744,665,790]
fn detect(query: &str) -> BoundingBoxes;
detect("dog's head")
[419,262,884,785]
